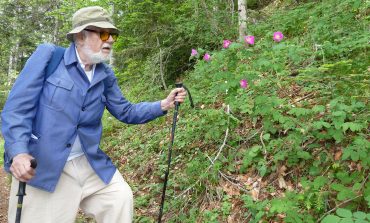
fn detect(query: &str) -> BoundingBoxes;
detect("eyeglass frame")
[84,29,118,41]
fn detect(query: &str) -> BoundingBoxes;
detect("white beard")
[81,44,112,64]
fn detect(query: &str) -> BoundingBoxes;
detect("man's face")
[78,28,116,64]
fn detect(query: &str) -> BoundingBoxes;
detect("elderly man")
[1,6,186,223]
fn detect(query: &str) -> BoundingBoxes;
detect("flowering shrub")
[240,79,248,88]
[223,40,231,48]
[191,49,198,56]
[273,31,284,42]
[101,1,369,222]
[186,13,369,221]
[203,53,211,61]
[244,35,255,45]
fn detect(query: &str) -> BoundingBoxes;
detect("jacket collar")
[64,42,109,89]
[64,42,78,66]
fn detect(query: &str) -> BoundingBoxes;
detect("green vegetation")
[0,0,368,222]
[0,137,3,166]
[104,0,369,222]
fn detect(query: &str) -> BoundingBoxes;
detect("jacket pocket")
[29,132,41,143]
[40,76,74,111]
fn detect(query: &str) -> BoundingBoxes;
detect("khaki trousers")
[8,155,133,223]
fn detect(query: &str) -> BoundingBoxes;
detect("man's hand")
[160,87,187,111]
[10,153,36,182]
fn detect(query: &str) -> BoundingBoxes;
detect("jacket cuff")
[155,101,168,116]
[6,141,29,161]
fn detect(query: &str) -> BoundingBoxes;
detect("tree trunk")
[53,18,59,44]
[7,40,19,85]
[157,37,167,90]
[200,0,219,35]
[238,0,247,42]
[230,0,235,24]
[7,49,13,80]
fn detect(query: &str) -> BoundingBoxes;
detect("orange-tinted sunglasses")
[84,29,118,41]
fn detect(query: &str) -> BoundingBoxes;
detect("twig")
[175,105,230,199]
[206,155,250,193]
[293,92,315,103]
[259,130,267,158]
[219,171,250,193]
[317,195,363,222]
[175,106,264,200]
[241,128,262,145]
[212,104,230,163]
[361,173,369,189]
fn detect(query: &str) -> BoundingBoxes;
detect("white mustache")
[101,44,112,50]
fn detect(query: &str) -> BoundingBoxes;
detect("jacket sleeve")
[103,68,167,124]
[1,43,55,161]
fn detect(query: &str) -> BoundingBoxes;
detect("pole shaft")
[158,103,179,223]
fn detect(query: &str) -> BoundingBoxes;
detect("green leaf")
[328,128,344,142]
[263,133,270,141]
[364,195,370,208]
[258,165,267,177]
[322,215,341,223]
[313,176,328,189]
[288,107,312,117]
[351,152,360,162]
[342,122,365,132]
[354,220,369,223]
[312,105,325,113]
[336,208,352,218]
[332,111,346,117]
[336,172,352,185]
[337,189,355,201]
[270,198,295,213]
[331,183,346,191]
[297,150,312,160]
[353,211,366,220]
[353,183,362,191]
[340,218,354,223]
[313,121,331,130]
[248,145,262,157]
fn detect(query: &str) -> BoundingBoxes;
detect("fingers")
[10,164,35,182]
[173,87,187,103]
[10,153,36,182]
[161,87,188,111]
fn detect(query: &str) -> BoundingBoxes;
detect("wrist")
[160,99,170,111]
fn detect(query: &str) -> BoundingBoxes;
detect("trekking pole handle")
[30,159,37,169]
[175,83,183,107]
[17,159,37,196]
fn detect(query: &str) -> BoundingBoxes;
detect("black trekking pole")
[15,159,37,223]
[158,83,194,223]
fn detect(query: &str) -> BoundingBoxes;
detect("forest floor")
[0,167,10,223]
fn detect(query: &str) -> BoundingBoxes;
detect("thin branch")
[317,195,363,222]
[175,105,231,199]
[218,170,250,193]
[259,131,267,159]
[293,92,315,104]
[212,105,230,163]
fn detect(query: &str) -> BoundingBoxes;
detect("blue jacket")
[1,43,165,192]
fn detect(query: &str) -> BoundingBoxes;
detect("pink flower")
[191,49,198,56]
[203,53,211,61]
[273,32,284,42]
[240,79,248,89]
[223,40,231,48]
[244,35,255,45]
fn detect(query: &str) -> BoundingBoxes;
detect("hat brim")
[66,21,120,41]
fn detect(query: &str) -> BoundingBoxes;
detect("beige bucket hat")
[66,6,119,41]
